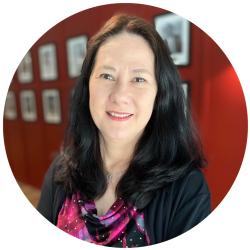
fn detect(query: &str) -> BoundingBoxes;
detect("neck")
[99,135,137,174]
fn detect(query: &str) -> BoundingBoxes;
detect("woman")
[37,14,211,247]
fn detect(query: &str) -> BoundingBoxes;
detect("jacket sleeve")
[37,162,55,223]
[165,169,211,240]
[37,155,63,223]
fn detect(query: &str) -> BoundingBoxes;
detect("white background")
[0,0,249,249]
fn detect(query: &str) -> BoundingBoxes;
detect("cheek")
[137,92,156,120]
[89,86,99,117]
[89,85,109,112]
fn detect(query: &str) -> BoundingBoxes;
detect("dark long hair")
[55,13,206,209]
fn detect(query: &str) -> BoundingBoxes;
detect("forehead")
[94,32,155,69]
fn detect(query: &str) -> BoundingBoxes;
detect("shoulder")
[144,168,211,243]
[42,154,67,191]
[172,168,210,200]
[45,154,62,181]
[161,168,211,210]
[145,167,210,213]
[37,154,66,224]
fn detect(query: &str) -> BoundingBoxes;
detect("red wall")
[3,4,247,210]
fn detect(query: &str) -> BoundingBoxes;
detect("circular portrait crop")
[3,3,247,248]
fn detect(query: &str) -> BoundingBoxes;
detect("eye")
[99,73,115,81]
[133,77,146,84]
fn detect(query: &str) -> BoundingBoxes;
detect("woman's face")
[89,32,157,143]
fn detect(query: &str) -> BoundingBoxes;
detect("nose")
[109,78,131,105]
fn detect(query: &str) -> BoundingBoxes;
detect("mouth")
[106,111,134,121]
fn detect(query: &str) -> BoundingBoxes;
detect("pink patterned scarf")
[57,192,150,247]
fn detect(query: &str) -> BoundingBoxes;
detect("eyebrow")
[97,65,153,76]
[98,65,117,72]
[132,68,153,76]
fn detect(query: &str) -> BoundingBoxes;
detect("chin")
[105,129,144,144]
[107,133,131,141]
[101,129,132,141]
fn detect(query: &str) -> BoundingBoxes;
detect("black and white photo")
[4,91,17,120]
[66,35,87,78]
[42,89,61,124]
[38,43,58,81]
[20,90,37,122]
[17,51,33,83]
[155,13,190,65]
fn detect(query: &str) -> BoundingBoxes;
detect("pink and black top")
[37,163,211,247]
[57,192,151,247]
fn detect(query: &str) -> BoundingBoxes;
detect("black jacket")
[37,160,211,245]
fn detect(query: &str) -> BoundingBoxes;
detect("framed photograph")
[66,35,87,78]
[17,51,33,83]
[4,91,17,120]
[42,89,61,124]
[154,13,190,66]
[20,90,37,122]
[38,43,58,81]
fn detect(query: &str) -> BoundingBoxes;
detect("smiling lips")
[106,111,133,121]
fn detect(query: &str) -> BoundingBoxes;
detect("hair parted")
[54,13,206,209]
